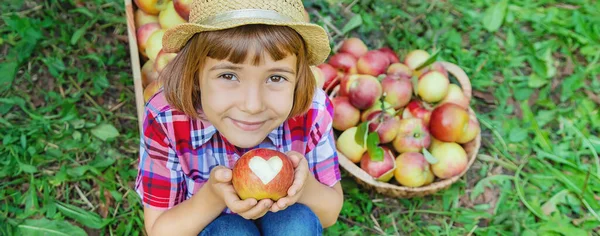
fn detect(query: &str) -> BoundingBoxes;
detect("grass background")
[1,0,599,235]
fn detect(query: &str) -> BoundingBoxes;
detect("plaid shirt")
[135,88,341,213]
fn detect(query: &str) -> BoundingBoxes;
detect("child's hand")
[208,166,273,219]
[269,151,310,213]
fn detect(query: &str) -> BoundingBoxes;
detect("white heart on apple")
[248,156,283,185]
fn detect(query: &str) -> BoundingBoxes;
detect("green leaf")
[341,14,362,35]
[67,166,91,177]
[56,201,110,229]
[0,61,18,90]
[411,75,419,97]
[17,218,87,236]
[482,0,508,32]
[355,122,368,146]
[422,148,438,164]
[20,163,38,174]
[91,123,120,141]
[415,50,440,71]
[366,132,383,162]
[528,74,548,88]
[508,127,528,142]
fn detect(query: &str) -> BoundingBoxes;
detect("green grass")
[1,0,599,235]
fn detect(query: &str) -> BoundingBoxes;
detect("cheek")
[267,84,296,115]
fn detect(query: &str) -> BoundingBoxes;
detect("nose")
[240,83,265,115]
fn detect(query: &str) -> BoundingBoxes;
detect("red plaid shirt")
[135,88,341,213]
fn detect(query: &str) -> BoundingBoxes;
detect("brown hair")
[160,24,316,119]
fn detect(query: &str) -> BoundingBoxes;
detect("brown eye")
[218,73,238,81]
[268,75,287,83]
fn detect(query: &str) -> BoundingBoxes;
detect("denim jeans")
[199,203,323,236]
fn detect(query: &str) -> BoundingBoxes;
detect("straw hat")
[162,0,331,65]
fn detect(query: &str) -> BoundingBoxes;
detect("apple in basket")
[392,118,431,154]
[360,147,396,182]
[232,148,294,201]
[438,84,470,109]
[417,70,449,103]
[338,37,368,59]
[394,152,434,187]
[429,142,468,179]
[134,0,168,15]
[404,49,430,71]
[429,103,469,142]
[173,0,192,21]
[158,0,187,30]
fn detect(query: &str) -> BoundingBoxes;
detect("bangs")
[202,24,306,65]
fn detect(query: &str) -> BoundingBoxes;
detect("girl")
[134,0,344,235]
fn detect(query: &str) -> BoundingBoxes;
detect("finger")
[224,192,257,213]
[241,199,272,219]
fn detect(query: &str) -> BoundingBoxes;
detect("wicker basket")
[332,61,481,198]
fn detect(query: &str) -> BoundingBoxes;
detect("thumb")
[212,167,232,183]
[286,151,303,168]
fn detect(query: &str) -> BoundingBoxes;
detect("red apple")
[336,127,367,163]
[360,147,396,182]
[347,75,382,110]
[438,84,469,109]
[393,152,434,187]
[332,97,360,131]
[317,63,338,89]
[386,63,412,79]
[430,142,468,179]
[357,50,390,76]
[173,0,192,21]
[145,29,166,62]
[456,115,480,144]
[338,38,368,59]
[367,112,400,144]
[404,49,430,70]
[144,79,163,102]
[378,47,400,64]
[155,50,178,74]
[392,118,431,154]
[141,60,159,88]
[402,100,432,125]
[134,0,168,15]
[417,71,449,103]
[137,23,161,58]
[135,9,159,28]
[158,0,187,29]
[232,148,294,200]
[381,75,413,109]
[360,100,395,122]
[328,53,358,74]
[429,103,469,142]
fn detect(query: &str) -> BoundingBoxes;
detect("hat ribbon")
[197,9,295,25]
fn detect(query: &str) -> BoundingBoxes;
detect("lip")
[230,118,266,131]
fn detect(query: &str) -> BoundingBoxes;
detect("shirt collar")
[190,118,284,150]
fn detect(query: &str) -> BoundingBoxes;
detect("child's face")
[200,52,297,148]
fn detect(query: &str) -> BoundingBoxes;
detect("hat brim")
[162,19,331,66]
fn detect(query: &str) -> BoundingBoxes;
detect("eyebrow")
[210,63,296,75]
[268,67,296,75]
[209,63,243,72]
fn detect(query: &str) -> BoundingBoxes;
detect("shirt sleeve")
[135,108,186,210]
[304,90,342,187]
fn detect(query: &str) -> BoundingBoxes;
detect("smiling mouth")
[230,118,266,131]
